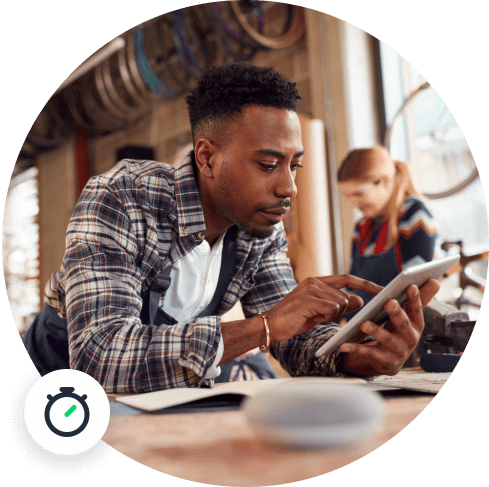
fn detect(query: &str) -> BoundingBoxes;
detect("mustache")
[257,200,292,211]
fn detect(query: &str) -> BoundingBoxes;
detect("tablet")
[314,253,460,358]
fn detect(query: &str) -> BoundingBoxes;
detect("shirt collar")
[174,151,206,238]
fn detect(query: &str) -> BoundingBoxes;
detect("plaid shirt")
[45,153,347,393]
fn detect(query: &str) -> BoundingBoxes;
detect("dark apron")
[343,245,400,322]
[22,226,277,382]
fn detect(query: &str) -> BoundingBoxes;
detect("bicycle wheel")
[156,16,194,91]
[101,55,148,120]
[94,62,131,121]
[169,7,218,80]
[59,80,94,134]
[134,26,181,98]
[126,31,158,102]
[83,70,128,133]
[384,82,479,199]
[230,1,304,50]
[209,2,268,61]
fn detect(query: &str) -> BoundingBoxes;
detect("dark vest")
[22,226,277,382]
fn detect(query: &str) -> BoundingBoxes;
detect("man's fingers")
[384,298,420,345]
[360,321,404,356]
[419,279,441,307]
[314,274,383,295]
[339,342,399,374]
[305,279,352,319]
[406,284,424,329]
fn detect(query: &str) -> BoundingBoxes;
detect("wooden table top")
[102,370,442,486]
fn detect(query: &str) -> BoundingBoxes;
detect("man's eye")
[259,163,277,172]
[258,162,303,172]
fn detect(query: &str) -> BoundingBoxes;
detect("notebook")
[112,377,364,415]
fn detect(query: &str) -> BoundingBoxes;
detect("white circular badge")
[24,369,110,455]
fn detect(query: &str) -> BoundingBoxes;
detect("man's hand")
[266,275,383,343]
[338,279,440,377]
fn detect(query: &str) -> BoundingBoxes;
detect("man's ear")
[194,138,217,179]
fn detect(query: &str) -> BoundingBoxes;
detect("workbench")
[102,368,448,486]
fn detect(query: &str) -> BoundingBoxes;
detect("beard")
[236,220,276,239]
[214,161,287,239]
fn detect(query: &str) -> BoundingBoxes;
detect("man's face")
[209,106,304,238]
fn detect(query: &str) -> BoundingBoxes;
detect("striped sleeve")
[398,197,438,268]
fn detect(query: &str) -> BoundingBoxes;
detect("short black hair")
[186,63,301,147]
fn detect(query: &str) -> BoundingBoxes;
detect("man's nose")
[274,167,297,199]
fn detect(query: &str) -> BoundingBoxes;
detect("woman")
[338,146,438,315]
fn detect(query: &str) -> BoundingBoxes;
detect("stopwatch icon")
[25,369,110,454]
[44,387,90,437]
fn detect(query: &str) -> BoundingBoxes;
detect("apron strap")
[141,265,174,326]
[197,225,238,319]
[145,225,239,326]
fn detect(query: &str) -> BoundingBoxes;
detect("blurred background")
[3,2,487,346]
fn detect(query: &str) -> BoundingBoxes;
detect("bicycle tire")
[213,20,258,61]
[156,16,194,91]
[126,31,158,102]
[117,40,151,108]
[384,82,479,199]
[101,55,147,120]
[209,3,263,61]
[384,82,430,151]
[421,171,480,199]
[53,87,82,133]
[171,11,198,79]
[134,26,181,98]
[78,83,113,134]
[61,81,93,133]
[87,69,129,131]
[171,10,202,76]
[80,72,123,134]
[150,15,193,93]
[94,62,130,121]
[99,58,147,128]
[230,2,305,50]
[181,6,217,73]
[209,2,264,49]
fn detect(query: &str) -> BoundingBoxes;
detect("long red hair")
[338,146,422,247]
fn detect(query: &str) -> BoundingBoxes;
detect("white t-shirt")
[161,232,225,378]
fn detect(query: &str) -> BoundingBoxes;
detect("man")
[23,63,439,393]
